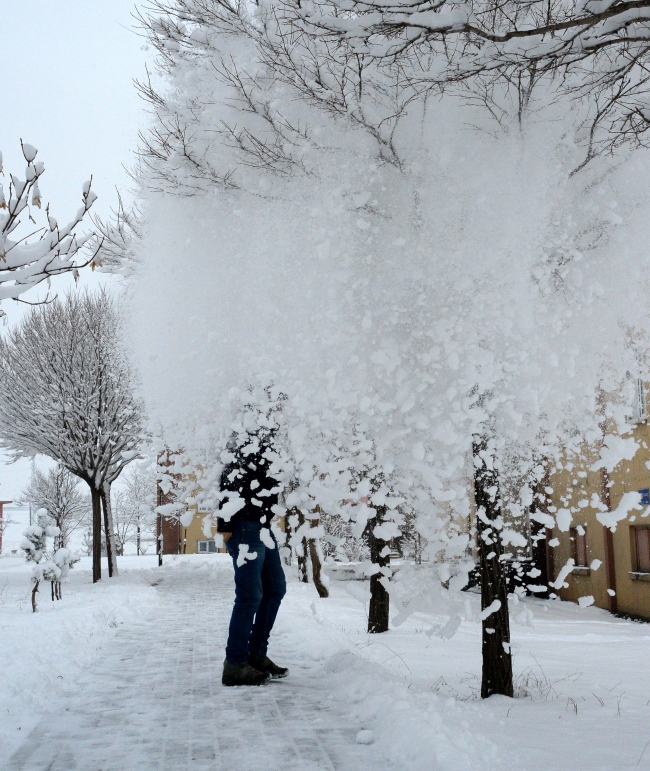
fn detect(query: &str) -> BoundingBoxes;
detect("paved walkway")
[3,566,382,771]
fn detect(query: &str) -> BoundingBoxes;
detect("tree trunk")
[473,436,513,699]
[101,489,114,578]
[157,510,163,567]
[54,520,63,551]
[368,505,390,634]
[308,536,329,598]
[31,579,39,612]
[529,471,550,598]
[291,508,309,582]
[101,482,119,577]
[283,515,292,566]
[297,537,309,583]
[137,524,141,556]
[91,487,102,583]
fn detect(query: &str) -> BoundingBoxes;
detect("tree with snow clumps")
[0,291,146,583]
[297,0,650,169]
[130,0,650,698]
[20,464,89,550]
[21,509,75,611]
[0,141,100,304]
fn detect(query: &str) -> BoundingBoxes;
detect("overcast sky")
[1,1,150,500]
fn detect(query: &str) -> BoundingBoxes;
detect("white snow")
[0,555,159,763]
[2,554,650,769]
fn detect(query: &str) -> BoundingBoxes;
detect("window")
[630,377,648,423]
[634,527,650,573]
[198,539,217,554]
[570,526,588,567]
[640,488,650,506]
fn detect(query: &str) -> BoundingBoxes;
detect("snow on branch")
[295,0,650,159]
[0,141,101,303]
[135,0,413,192]
[87,192,142,276]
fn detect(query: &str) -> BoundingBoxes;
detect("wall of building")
[180,508,225,554]
[549,418,650,619]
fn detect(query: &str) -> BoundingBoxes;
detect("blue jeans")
[224,522,287,665]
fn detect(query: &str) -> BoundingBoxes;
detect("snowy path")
[2,563,383,771]
[5,554,650,770]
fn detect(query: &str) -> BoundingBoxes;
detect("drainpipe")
[600,467,617,614]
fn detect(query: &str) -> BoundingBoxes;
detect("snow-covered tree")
[0,141,100,305]
[0,291,146,583]
[300,0,650,165]
[129,0,650,698]
[19,465,89,549]
[21,508,75,611]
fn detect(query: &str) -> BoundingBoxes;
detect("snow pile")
[277,573,650,770]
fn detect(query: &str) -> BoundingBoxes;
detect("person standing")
[217,426,288,686]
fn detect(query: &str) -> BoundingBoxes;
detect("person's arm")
[216,516,234,542]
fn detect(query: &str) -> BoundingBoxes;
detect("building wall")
[549,418,650,619]
[180,508,226,554]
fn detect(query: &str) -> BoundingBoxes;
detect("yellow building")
[548,386,650,619]
[157,450,227,555]
[180,508,227,554]
[158,504,227,555]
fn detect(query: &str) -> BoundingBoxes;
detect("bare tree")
[111,490,131,556]
[0,141,100,305]
[137,0,650,178]
[136,0,412,195]
[297,0,650,164]
[19,465,89,549]
[0,291,146,583]
[111,466,157,555]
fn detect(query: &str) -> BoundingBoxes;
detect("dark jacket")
[216,435,280,532]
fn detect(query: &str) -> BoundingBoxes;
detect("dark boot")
[248,654,289,679]
[222,659,270,687]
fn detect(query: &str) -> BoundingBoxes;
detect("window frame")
[570,526,588,568]
[632,526,650,574]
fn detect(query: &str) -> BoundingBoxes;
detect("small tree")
[0,291,146,583]
[287,506,330,596]
[19,465,89,549]
[21,509,75,611]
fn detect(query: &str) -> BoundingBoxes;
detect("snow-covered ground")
[1,554,649,770]
[0,555,160,763]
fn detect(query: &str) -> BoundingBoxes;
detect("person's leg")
[224,527,266,665]
[248,534,287,658]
